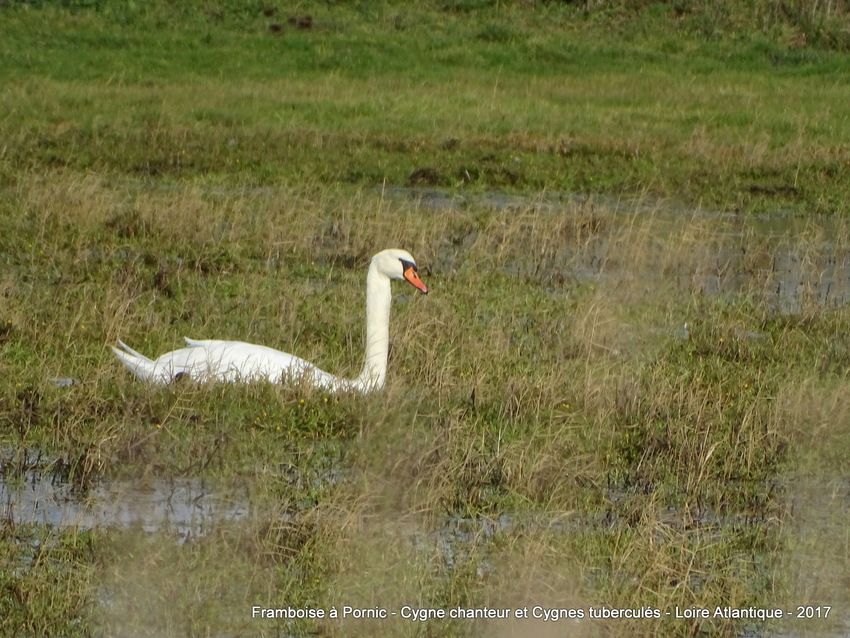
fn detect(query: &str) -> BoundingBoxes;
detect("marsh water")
[0,459,250,543]
[3,191,850,636]
[402,188,850,316]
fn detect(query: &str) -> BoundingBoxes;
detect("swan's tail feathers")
[111,341,161,384]
[117,339,153,361]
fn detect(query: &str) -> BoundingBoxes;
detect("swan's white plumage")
[111,249,428,392]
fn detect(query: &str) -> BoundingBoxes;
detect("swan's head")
[373,249,429,294]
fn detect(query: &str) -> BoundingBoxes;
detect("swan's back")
[113,338,347,389]
[178,339,305,383]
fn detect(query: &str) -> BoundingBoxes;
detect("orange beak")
[403,264,429,294]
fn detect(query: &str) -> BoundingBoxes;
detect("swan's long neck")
[351,262,393,392]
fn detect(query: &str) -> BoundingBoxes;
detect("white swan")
[111,248,428,392]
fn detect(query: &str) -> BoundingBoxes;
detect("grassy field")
[2,1,850,636]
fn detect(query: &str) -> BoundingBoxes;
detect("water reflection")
[0,466,250,542]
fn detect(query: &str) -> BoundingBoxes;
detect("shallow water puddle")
[392,187,850,314]
[0,466,250,542]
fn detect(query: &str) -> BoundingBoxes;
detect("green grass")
[2,1,850,637]
[2,1,850,211]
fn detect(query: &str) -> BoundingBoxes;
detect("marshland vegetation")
[1,1,850,636]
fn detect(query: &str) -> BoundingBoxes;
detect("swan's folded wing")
[183,337,222,348]
[176,339,318,383]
